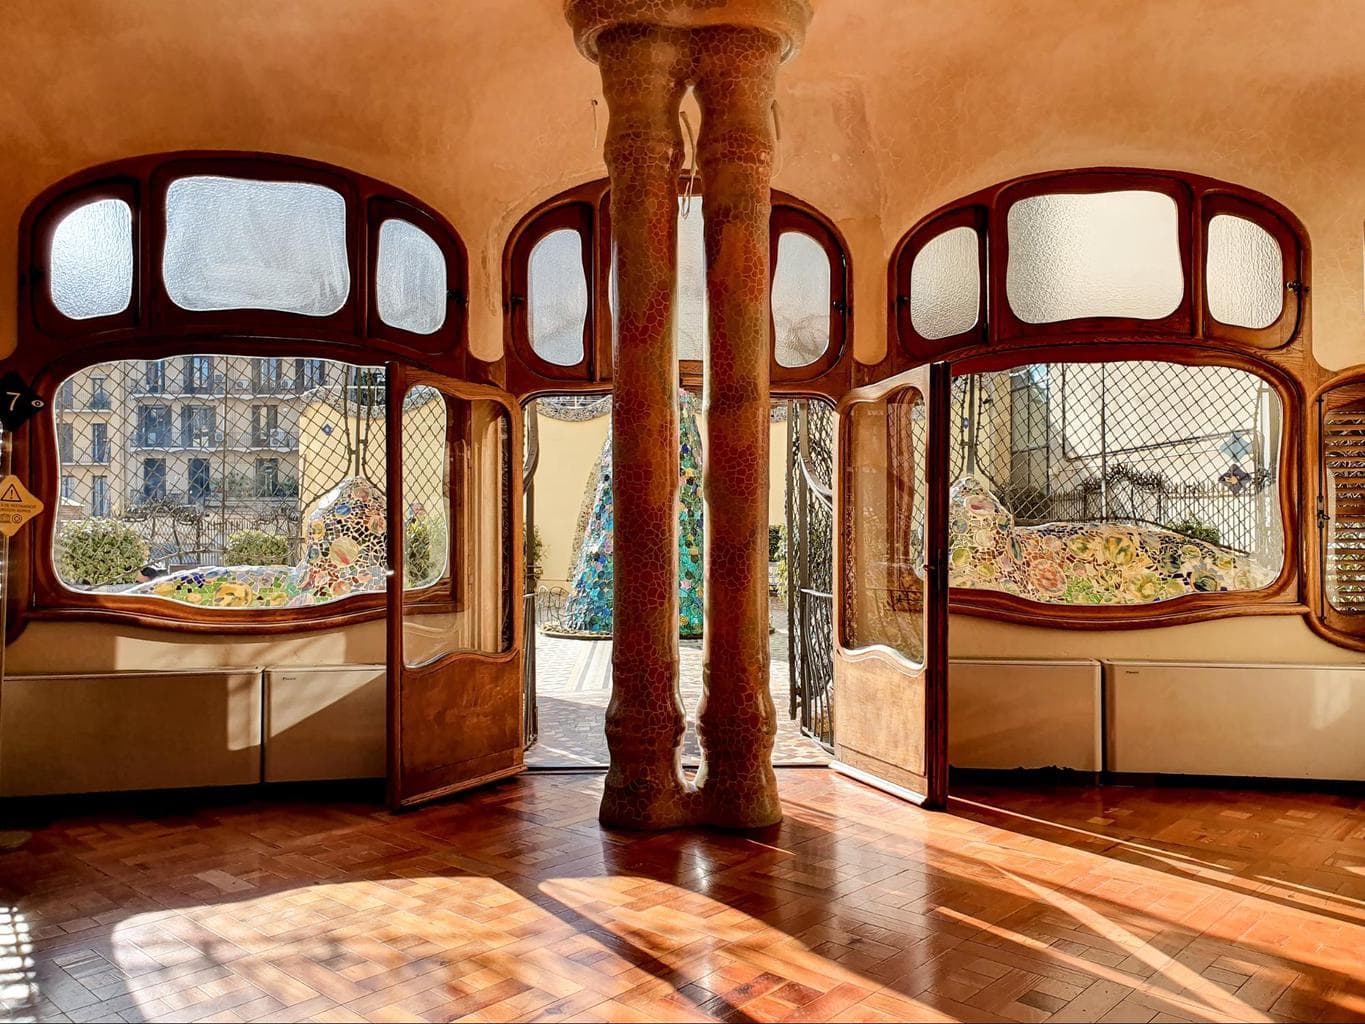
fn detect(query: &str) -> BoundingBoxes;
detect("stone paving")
[526,598,832,768]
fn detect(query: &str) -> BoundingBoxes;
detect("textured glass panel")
[843,387,926,663]
[1206,214,1283,329]
[676,197,707,361]
[1006,191,1183,323]
[163,176,349,316]
[50,198,133,320]
[772,232,830,368]
[528,228,587,365]
[946,360,1284,606]
[910,226,979,340]
[377,218,447,335]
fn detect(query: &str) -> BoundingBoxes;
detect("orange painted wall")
[3,0,1365,673]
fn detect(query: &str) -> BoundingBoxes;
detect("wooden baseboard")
[950,765,1365,795]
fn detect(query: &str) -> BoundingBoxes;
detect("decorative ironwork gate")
[785,399,835,749]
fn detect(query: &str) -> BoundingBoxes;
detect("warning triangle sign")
[0,475,42,537]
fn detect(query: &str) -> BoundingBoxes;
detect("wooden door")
[386,365,524,809]
[832,363,951,807]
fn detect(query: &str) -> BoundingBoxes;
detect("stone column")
[692,26,785,828]
[566,0,810,832]
[594,24,696,829]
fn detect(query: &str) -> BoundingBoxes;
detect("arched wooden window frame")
[8,151,481,639]
[889,168,1306,362]
[503,178,854,399]
[885,168,1319,632]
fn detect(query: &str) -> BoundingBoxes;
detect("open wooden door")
[832,362,951,807]
[386,365,524,810]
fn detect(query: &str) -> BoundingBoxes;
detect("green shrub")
[224,529,290,566]
[406,513,447,588]
[769,524,784,562]
[55,518,148,587]
[1168,516,1222,546]
[527,524,545,588]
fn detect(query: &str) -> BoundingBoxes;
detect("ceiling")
[2,0,1362,365]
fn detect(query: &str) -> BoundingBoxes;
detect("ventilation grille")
[1324,401,1365,613]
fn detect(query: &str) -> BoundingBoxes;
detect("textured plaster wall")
[3,0,1365,671]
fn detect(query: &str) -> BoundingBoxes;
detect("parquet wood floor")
[2,772,1364,1022]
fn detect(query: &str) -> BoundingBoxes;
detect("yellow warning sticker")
[0,475,43,537]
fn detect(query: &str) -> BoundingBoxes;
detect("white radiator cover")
[949,658,1102,771]
[1105,661,1365,781]
[263,665,386,782]
[1,670,262,796]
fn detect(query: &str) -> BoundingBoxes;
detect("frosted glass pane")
[608,197,706,361]
[910,226,979,340]
[377,218,447,335]
[528,228,587,365]
[163,176,349,316]
[50,198,133,319]
[676,197,707,361]
[772,232,830,367]
[1207,214,1282,329]
[1006,191,1183,323]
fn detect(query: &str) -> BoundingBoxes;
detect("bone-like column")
[594,25,696,829]
[692,26,784,829]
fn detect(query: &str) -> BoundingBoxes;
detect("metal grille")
[50,356,443,604]
[785,398,835,750]
[950,362,1283,564]
[1323,391,1365,613]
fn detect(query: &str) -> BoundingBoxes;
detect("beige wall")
[4,1,1365,679]
[532,410,788,590]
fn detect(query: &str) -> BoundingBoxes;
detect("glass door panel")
[833,363,950,807]
[387,368,522,809]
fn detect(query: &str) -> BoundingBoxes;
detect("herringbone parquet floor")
[2,772,1363,1022]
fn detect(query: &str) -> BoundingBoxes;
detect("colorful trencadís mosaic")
[559,393,705,638]
[127,478,390,609]
[948,475,1274,605]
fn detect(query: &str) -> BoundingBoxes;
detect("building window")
[57,423,74,464]
[948,360,1284,606]
[188,457,212,503]
[296,358,327,390]
[181,405,216,448]
[49,355,448,611]
[252,405,280,446]
[144,360,166,394]
[90,422,109,464]
[88,376,110,410]
[90,475,109,517]
[137,405,171,448]
[141,458,167,501]
[255,457,280,497]
[254,357,285,393]
[184,355,215,394]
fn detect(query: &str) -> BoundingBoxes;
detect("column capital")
[564,0,811,65]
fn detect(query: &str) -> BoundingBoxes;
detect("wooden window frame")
[881,168,1318,633]
[944,343,1306,630]
[9,152,475,639]
[891,168,1307,363]
[502,177,854,400]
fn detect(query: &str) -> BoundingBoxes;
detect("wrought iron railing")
[785,399,836,750]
